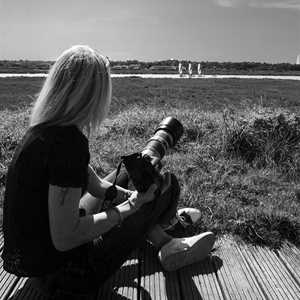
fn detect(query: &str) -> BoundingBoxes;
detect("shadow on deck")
[1,232,299,300]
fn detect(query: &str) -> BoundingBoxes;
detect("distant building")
[128,64,141,70]
[111,65,128,70]
[149,65,177,71]
[297,55,300,65]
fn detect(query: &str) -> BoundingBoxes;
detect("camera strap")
[104,160,123,203]
[113,160,123,186]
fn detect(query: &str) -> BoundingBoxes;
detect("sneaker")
[161,207,201,231]
[158,231,216,272]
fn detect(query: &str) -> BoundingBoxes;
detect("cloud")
[213,0,256,8]
[213,0,241,7]
[250,1,300,10]
[213,0,300,10]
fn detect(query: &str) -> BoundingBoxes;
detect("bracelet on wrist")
[128,198,138,211]
[110,206,123,227]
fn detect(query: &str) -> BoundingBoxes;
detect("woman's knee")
[150,172,180,217]
[116,172,180,235]
[161,172,180,205]
[169,172,180,200]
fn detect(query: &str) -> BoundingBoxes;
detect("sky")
[0,0,299,63]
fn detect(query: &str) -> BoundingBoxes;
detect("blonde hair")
[30,45,111,135]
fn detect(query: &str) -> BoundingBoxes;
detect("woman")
[2,45,215,297]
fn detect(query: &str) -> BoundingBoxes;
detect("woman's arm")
[48,183,157,252]
[87,165,132,203]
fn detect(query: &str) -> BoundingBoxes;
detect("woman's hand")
[128,172,172,209]
[128,184,158,209]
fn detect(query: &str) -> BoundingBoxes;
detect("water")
[0,73,300,80]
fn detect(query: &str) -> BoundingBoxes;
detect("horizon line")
[0,59,299,65]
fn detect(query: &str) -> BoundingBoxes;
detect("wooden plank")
[3,277,28,299]
[0,230,37,300]
[238,242,300,300]
[177,253,224,300]
[97,276,115,300]
[6,278,96,300]
[214,237,266,300]
[140,243,181,300]
[1,278,21,300]
[0,257,19,300]
[5,278,47,300]
[277,243,300,286]
[97,250,140,299]
[0,230,3,252]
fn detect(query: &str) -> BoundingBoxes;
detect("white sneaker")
[161,207,201,231]
[158,232,216,272]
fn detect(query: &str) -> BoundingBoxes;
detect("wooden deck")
[0,229,299,300]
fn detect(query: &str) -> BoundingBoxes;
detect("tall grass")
[223,107,300,180]
[0,77,299,248]
[87,105,300,248]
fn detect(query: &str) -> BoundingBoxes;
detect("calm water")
[0,73,300,80]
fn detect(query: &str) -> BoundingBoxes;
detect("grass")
[0,77,299,249]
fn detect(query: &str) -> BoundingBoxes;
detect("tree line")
[0,59,299,73]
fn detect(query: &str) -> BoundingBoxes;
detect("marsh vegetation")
[0,77,299,248]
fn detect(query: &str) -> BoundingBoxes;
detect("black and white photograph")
[0,0,299,299]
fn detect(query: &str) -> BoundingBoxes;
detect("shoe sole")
[160,232,216,272]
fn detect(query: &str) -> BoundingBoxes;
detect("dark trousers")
[36,173,180,296]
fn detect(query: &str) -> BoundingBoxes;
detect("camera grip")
[121,153,163,196]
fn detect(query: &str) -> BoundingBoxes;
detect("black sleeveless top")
[1,124,90,276]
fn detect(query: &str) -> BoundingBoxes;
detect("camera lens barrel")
[155,117,184,146]
[104,117,184,186]
[142,117,184,163]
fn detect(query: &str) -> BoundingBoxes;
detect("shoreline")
[1,73,300,80]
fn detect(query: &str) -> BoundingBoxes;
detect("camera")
[104,117,183,201]
[141,116,184,167]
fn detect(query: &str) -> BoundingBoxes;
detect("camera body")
[104,117,183,202]
[121,152,163,197]
[121,117,183,193]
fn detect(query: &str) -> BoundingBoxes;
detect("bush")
[233,210,300,249]
[223,108,300,180]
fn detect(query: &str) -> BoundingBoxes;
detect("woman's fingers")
[128,184,157,207]
[140,173,172,203]
[136,183,158,204]
[130,172,174,207]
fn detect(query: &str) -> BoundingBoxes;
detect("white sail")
[297,55,300,65]
[197,63,201,75]
[188,63,192,76]
[178,62,183,76]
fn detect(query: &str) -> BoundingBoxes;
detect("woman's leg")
[146,172,180,248]
[87,173,180,285]
[80,170,179,249]
[147,225,172,249]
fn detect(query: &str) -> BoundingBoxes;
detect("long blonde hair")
[30,45,111,135]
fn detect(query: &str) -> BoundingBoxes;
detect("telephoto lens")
[142,117,184,166]
[103,117,184,188]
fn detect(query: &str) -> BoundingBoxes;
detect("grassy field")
[0,77,299,249]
